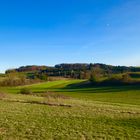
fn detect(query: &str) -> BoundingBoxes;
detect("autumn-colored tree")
[90,66,103,83]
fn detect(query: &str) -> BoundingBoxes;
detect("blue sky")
[0,0,140,72]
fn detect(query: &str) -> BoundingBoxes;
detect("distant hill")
[5,63,140,79]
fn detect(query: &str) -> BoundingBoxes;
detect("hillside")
[0,80,140,139]
[5,63,140,79]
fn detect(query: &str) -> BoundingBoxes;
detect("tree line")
[6,63,140,80]
[1,63,139,86]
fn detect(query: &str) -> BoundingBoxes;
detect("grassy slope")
[17,80,140,105]
[0,80,140,139]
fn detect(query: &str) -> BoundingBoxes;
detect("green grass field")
[0,80,140,139]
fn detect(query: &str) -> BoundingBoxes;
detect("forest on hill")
[6,63,140,78]
[0,63,139,87]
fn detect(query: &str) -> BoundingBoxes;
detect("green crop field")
[0,80,140,139]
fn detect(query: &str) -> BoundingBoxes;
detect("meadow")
[0,80,140,139]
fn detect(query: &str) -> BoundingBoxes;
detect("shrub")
[20,88,32,95]
[89,74,98,83]
[122,73,131,83]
